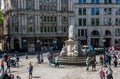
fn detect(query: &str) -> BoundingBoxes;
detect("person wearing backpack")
[105,66,113,79]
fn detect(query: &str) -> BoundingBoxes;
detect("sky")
[1,0,4,9]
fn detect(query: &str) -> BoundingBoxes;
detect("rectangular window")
[91,0,99,4]
[104,8,112,15]
[78,0,82,3]
[116,0,120,3]
[91,18,95,26]
[91,8,99,15]
[115,8,120,15]
[91,0,95,4]
[83,0,86,4]
[96,8,99,15]
[78,29,87,37]
[79,19,82,26]
[96,18,99,26]
[83,8,86,15]
[78,29,80,36]
[79,18,86,26]
[115,18,120,26]
[96,0,99,4]
[79,8,82,15]
[91,18,99,26]
[104,18,111,26]
[81,29,84,36]
[78,0,86,4]
[91,8,95,15]
[79,8,86,15]
[104,0,112,4]
[83,19,86,26]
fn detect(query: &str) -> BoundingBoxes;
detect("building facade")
[74,0,120,47]
[4,0,74,51]
[4,0,120,52]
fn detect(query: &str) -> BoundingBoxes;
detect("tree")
[0,10,3,24]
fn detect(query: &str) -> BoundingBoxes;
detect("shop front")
[21,37,66,52]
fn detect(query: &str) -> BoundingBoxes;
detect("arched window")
[91,30,99,36]
[105,30,111,35]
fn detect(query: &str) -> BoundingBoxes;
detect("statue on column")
[68,25,75,41]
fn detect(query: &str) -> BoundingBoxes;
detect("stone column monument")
[60,25,79,56]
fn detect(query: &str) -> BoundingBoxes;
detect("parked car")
[109,46,120,51]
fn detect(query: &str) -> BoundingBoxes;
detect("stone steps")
[52,56,86,65]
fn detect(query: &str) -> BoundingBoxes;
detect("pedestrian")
[54,56,59,68]
[105,66,113,79]
[1,59,4,75]
[99,54,104,66]
[36,53,40,63]
[98,66,105,79]
[113,54,117,67]
[40,53,44,63]
[47,52,53,66]
[91,57,96,71]
[86,56,91,71]
[6,56,10,73]
[28,62,33,79]
[16,55,19,67]
[3,53,8,63]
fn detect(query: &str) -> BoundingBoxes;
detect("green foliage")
[0,10,3,24]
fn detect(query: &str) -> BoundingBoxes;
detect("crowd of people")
[86,49,120,79]
[0,53,21,79]
[0,49,120,79]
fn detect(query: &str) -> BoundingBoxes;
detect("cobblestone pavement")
[2,54,120,79]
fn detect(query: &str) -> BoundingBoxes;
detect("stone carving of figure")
[69,25,75,40]
[60,45,67,56]
[72,44,79,56]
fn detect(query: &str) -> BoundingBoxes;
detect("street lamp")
[102,38,107,67]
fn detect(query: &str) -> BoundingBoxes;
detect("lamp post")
[103,38,106,67]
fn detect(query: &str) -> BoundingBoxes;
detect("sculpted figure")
[60,45,67,56]
[69,25,75,40]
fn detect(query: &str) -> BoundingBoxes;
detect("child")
[28,62,33,79]
[55,56,59,68]
[98,66,105,79]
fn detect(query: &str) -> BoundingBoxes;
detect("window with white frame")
[91,0,99,4]
[26,0,34,10]
[78,8,86,15]
[79,18,86,26]
[116,0,120,3]
[91,8,99,15]
[78,0,86,4]
[115,28,120,36]
[91,18,99,26]
[78,29,87,37]
[104,0,112,4]
[104,8,112,15]
[104,18,111,26]
[11,0,18,9]
[12,15,19,33]
[115,8,120,15]
[115,18,120,26]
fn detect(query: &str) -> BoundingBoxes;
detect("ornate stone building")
[4,0,120,52]
[3,0,74,51]
[74,0,120,47]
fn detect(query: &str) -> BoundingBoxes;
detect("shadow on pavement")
[33,76,41,78]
